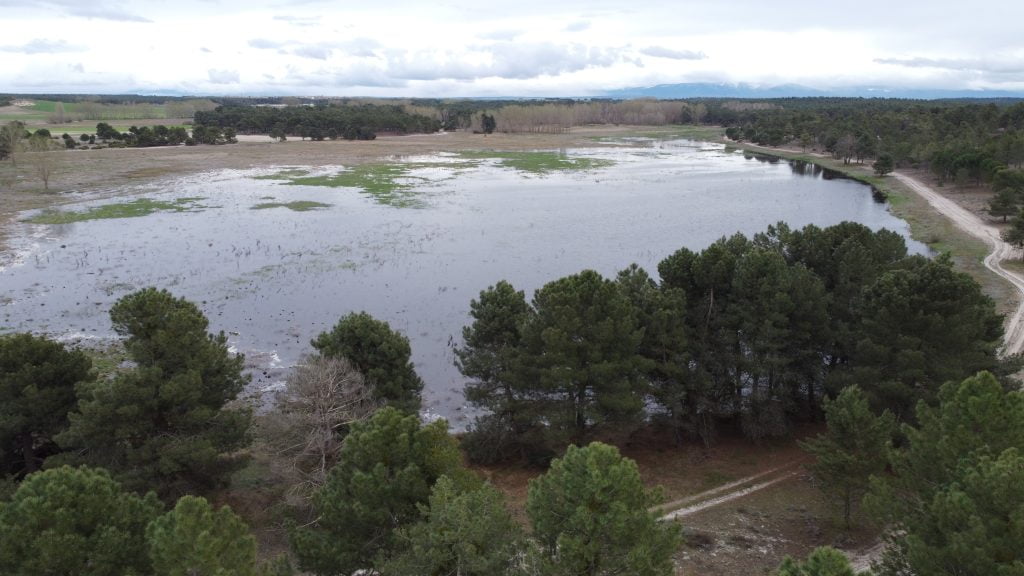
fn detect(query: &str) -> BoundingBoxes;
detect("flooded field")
[0,139,927,425]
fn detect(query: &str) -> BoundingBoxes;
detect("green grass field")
[0,99,170,127]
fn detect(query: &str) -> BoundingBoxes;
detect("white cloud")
[640,46,706,61]
[9,0,152,22]
[207,69,240,84]
[0,39,85,54]
[0,0,1023,96]
[875,56,1024,75]
[479,29,522,41]
[563,20,590,32]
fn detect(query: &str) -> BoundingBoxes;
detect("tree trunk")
[22,432,37,474]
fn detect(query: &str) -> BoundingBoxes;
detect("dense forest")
[193,103,441,140]
[456,221,1007,464]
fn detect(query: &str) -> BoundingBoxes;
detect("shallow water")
[0,140,927,426]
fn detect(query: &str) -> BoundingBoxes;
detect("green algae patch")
[251,201,331,212]
[258,163,469,208]
[456,150,613,174]
[26,197,208,224]
[254,168,309,180]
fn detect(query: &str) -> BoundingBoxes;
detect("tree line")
[712,98,1024,182]
[455,221,1007,464]
[0,289,682,575]
[193,103,441,141]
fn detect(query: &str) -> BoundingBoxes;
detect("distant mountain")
[603,83,1024,100]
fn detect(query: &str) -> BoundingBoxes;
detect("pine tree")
[291,407,476,575]
[0,466,162,576]
[800,385,894,527]
[777,546,858,576]
[847,256,1003,420]
[55,288,251,499]
[867,371,1024,575]
[526,442,681,576]
[0,334,92,477]
[148,495,258,576]
[1003,208,1024,249]
[515,270,645,453]
[456,280,532,463]
[383,477,526,576]
[989,187,1018,222]
[312,311,423,413]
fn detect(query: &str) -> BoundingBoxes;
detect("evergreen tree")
[800,385,894,527]
[312,311,423,413]
[516,270,645,453]
[1003,208,1024,249]
[614,265,700,444]
[291,407,476,575]
[456,280,532,463]
[872,153,894,176]
[0,466,162,576]
[0,334,92,477]
[988,187,1018,222]
[776,546,858,576]
[728,249,829,440]
[383,477,526,576]
[845,256,1003,420]
[526,442,680,576]
[148,495,258,576]
[55,288,251,498]
[867,371,1024,576]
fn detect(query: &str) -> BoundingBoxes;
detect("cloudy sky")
[1,0,1022,96]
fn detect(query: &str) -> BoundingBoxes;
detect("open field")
[0,99,181,134]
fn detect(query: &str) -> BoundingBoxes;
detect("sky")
[1,0,1023,97]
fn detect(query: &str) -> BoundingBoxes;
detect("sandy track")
[893,172,1024,355]
[658,462,803,521]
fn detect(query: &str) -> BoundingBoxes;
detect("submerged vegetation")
[251,200,331,212]
[253,151,612,207]
[26,197,208,224]
[456,149,614,174]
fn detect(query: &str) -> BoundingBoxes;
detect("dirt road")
[893,172,1024,355]
[658,461,803,521]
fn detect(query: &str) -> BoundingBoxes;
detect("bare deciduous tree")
[27,135,59,190]
[260,355,378,502]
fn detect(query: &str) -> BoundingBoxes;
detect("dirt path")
[658,461,803,521]
[893,172,1024,355]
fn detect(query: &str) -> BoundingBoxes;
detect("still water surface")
[0,140,927,424]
